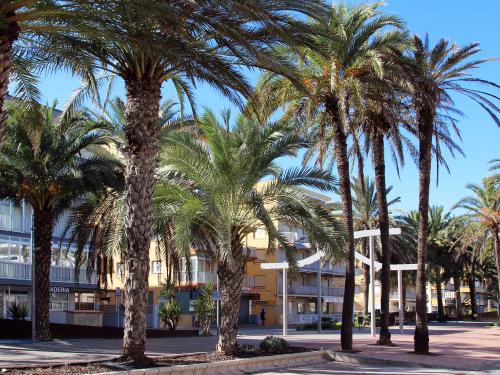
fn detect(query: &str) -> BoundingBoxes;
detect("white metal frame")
[354,228,417,337]
[261,251,325,336]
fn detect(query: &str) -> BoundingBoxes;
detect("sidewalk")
[238,322,500,372]
[0,322,498,371]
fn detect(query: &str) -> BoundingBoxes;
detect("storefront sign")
[50,286,70,293]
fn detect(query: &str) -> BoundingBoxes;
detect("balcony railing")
[279,285,345,297]
[179,271,216,284]
[0,214,29,233]
[0,261,97,284]
[281,231,309,243]
[243,275,265,288]
[300,263,346,274]
[390,290,416,300]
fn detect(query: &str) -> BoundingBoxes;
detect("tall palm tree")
[0,100,121,340]
[35,0,325,361]
[254,2,407,350]
[400,35,499,353]
[455,177,500,318]
[65,97,195,288]
[159,110,345,355]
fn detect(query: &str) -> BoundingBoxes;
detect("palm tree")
[0,1,117,149]
[159,110,345,355]
[254,2,407,350]
[64,97,195,289]
[400,35,499,353]
[35,0,326,361]
[0,100,121,340]
[455,177,500,318]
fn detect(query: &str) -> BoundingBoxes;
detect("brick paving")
[0,322,498,372]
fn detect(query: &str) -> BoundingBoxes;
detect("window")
[308,302,316,313]
[21,244,30,263]
[297,303,305,314]
[152,260,162,274]
[51,248,61,266]
[322,302,328,314]
[0,242,9,261]
[116,262,124,277]
[51,292,70,310]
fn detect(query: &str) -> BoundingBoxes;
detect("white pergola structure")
[261,251,325,336]
[354,228,417,337]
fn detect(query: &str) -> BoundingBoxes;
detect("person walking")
[260,308,266,328]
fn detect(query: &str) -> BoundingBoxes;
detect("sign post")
[116,287,121,328]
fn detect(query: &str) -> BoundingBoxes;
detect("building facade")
[0,199,99,322]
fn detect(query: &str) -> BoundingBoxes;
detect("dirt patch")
[155,346,316,366]
[1,364,113,375]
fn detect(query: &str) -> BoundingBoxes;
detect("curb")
[87,350,329,375]
[326,350,468,372]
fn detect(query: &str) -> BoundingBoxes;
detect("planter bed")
[1,348,327,375]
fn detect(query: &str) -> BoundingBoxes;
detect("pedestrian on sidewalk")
[260,308,266,328]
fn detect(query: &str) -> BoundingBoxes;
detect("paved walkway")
[0,322,498,372]
[253,361,490,375]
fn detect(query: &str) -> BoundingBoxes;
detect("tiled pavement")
[0,322,499,372]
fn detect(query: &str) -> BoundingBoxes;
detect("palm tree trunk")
[0,14,19,150]
[435,268,446,322]
[33,207,54,341]
[492,226,500,320]
[325,95,355,351]
[414,106,433,354]
[468,275,477,317]
[216,227,245,355]
[122,78,161,363]
[453,270,462,319]
[372,129,392,345]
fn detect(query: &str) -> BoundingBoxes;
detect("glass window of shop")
[51,292,70,310]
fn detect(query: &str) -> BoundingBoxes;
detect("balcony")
[390,290,416,300]
[0,214,29,233]
[279,284,345,297]
[247,247,266,262]
[0,261,97,284]
[300,262,346,275]
[179,271,216,284]
[281,232,310,249]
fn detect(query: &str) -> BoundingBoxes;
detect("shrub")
[159,300,182,331]
[7,303,29,321]
[194,284,216,336]
[259,335,289,354]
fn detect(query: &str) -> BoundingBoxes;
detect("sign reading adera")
[50,286,70,293]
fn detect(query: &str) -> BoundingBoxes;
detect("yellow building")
[102,185,348,328]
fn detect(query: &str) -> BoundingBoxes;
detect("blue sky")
[26,0,500,214]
